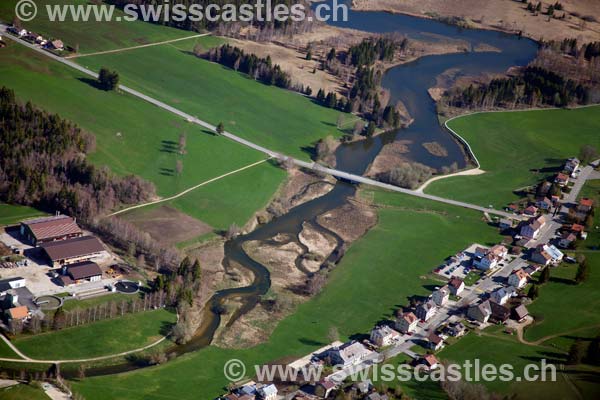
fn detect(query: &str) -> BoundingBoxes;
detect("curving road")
[2,25,524,220]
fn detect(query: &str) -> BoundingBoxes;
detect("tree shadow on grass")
[159,167,175,176]
[77,77,103,90]
[298,337,326,347]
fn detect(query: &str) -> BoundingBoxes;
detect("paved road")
[1,26,525,220]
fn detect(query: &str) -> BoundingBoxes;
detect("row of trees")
[205,44,291,89]
[153,256,203,344]
[0,87,156,223]
[445,66,591,109]
[6,292,167,335]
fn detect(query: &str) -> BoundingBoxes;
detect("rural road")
[2,26,524,221]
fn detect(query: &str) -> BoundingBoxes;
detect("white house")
[257,384,277,400]
[520,216,546,240]
[432,285,450,306]
[328,341,371,368]
[565,157,580,175]
[395,312,418,333]
[490,288,510,305]
[370,325,400,347]
[427,332,444,351]
[531,244,563,265]
[468,300,492,323]
[507,269,530,289]
[448,277,465,296]
[416,300,437,321]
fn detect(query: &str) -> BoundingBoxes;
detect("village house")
[445,321,467,337]
[531,244,564,266]
[40,236,106,267]
[520,215,546,240]
[499,218,514,230]
[473,245,507,271]
[370,325,400,347]
[327,341,371,368]
[315,380,336,398]
[571,223,586,236]
[559,232,577,248]
[415,300,437,322]
[507,268,529,289]
[577,198,594,214]
[564,157,580,175]
[395,312,418,333]
[448,277,465,296]
[48,39,64,50]
[467,300,492,323]
[418,354,440,371]
[512,304,529,322]
[523,205,539,216]
[8,26,28,37]
[427,332,444,351]
[536,197,553,210]
[20,214,82,246]
[432,285,450,306]
[257,384,277,400]
[490,301,511,323]
[555,173,569,186]
[490,287,511,305]
[5,305,29,322]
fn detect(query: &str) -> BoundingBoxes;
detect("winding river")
[60,2,538,378]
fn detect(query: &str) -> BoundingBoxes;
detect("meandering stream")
[61,2,538,378]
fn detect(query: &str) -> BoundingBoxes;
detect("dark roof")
[66,261,102,280]
[513,305,529,320]
[41,236,104,261]
[490,301,510,321]
[0,277,25,292]
[22,215,81,241]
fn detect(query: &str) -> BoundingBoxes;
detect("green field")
[77,41,350,160]
[0,41,286,229]
[577,179,600,248]
[0,204,47,226]
[70,189,502,399]
[523,255,600,344]
[12,308,176,360]
[426,107,600,208]
[0,383,49,400]
[0,0,192,53]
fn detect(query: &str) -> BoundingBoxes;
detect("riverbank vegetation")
[69,190,503,399]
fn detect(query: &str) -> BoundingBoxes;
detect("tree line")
[6,291,167,336]
[205,44,291,89]
[445,66,590,109]
[0,87,156,223]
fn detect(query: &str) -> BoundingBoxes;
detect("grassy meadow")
[0,204,47,226]
[0,0,191,53]
[70,189,502,399]
[12,308,176,360]
[426,107,600,208]
[0,383,49,400]
[0,41,286,230]
[77,41,350,160]
[523,255,600,343]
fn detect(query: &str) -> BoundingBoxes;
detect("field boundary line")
[65,33,211,59]
[108,158,270,217]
